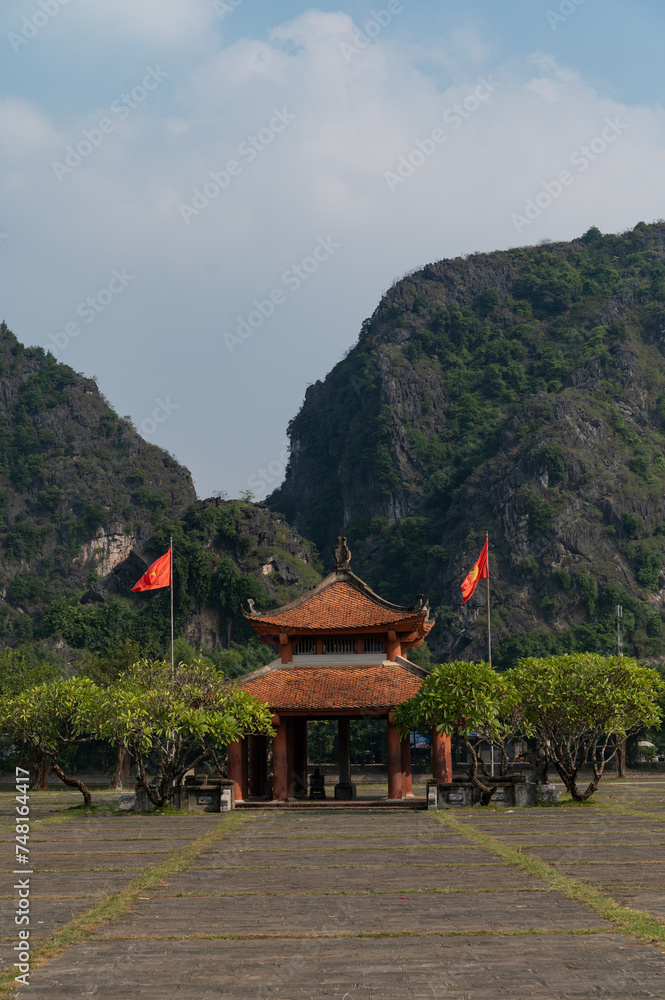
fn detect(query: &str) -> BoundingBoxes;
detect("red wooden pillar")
[240,739,248,799]
[387,713,403,799]
[401,736,412,795]
[386,630,401,661]
[248,735,267,798]
[292,718,308,798]
[228,740,243,802]
[432,728,452,783]
[286,717,295,799]
[272,715,288,801]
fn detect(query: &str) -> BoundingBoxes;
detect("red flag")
[460,540,489,604]
[132,548,172,592]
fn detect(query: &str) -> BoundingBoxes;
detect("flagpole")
[170,536,174,678]
[486,531,491,669]
[486,531,494,777]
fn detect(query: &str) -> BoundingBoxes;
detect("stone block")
[333,782,357,800]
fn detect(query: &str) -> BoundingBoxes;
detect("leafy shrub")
[622,512,644,538]
[520,487,555,533]
[8,572,51,605]
[133,487,169,514]
[629,454,649,476]
[477,288,500,314]
[4,518,48,560]
[520,556,539,577]
[533,443,566,483]
[576,571,598,615]
[634,547,662,590]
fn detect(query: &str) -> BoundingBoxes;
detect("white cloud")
[2,9,665,499]
[0,98,57,160]
[76,0,213,45]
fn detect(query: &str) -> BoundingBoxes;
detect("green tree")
[90,658,274,808]
[0,677,101,807]
[0,646,63,697]
[509,654,664,800]
[394,661,521,804]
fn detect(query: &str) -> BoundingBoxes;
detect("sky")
[1,0,664,500]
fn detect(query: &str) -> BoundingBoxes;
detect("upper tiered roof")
[239,538,433,714]
[244,536,433,642]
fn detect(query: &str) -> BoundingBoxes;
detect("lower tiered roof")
[239,657,427,713]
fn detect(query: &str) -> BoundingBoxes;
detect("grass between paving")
[0,811,250,996]
[76,927,604,942]
[436,811,665,946]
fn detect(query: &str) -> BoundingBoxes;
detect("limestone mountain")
[268,222,665,664]
[0,323,321,656]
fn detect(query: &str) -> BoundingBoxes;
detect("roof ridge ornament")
[334,535,352,570]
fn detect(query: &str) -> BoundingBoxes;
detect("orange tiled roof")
[248,581,424,631]
[240,664,422,712]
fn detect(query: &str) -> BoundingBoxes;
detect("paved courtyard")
[2,780,665,998]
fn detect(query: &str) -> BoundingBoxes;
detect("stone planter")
[184,775,235,812]
[427,774,539,809]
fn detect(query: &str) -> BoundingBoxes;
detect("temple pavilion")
[227,538,452,802]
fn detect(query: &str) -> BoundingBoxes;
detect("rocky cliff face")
[269,222,665,663]
[0,324,195,634]
[0,325,321,652]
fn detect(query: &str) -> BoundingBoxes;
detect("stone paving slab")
[2,838,194,854]
[0,871,137,898]
[158,865,543,894]
[4,852,170,872]
[530,845,665,864]
[247,820,437,834]
[482,829,665,850]
[18,934,665,999]
[2,823,220,842]
[0,897,96,939]
[556,862,665,888]
[235,826,465,837]
[196,847,503,868]
[612,890,665,919]
[91,889,607,938]
[211,835,473,851]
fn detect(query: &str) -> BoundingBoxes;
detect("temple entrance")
[227,537,452,804]
[229,714,452,803]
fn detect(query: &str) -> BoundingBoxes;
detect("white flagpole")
[170,536,174,677]
[486,531,491,669]
[486,531,493,777]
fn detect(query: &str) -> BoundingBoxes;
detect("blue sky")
[1,0,664,499]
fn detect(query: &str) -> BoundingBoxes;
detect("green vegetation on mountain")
[269,222,665,661]
[0,324,321,666]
